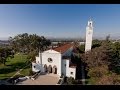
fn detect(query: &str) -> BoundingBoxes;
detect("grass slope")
[0,54,29,79]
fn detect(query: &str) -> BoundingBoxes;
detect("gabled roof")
[53,43,73,54]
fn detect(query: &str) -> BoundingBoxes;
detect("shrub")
[72,80,80,84]
[88,65,109,78]
[66,77,75,85]
[97,73,120,85]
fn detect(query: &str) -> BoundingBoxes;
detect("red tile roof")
[53,43,73,54]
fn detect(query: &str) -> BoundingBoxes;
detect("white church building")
[32,43,77,79]
[32,19,93,79]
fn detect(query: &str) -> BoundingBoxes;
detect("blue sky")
[0,4,120,40]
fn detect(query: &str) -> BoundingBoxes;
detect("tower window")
[71,72,73,75]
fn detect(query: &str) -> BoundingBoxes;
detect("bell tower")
[85,19,93,52]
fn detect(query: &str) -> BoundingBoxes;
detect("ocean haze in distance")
[0,35,119,41]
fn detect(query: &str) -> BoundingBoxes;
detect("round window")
[48,58,53,63]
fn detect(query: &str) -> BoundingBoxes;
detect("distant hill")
[46,37,85,42]
[0,40,9,45]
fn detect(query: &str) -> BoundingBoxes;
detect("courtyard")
[16,73,59,85]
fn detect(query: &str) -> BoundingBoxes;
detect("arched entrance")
[53,65,57,74]
[44,64,47,72]
[48,65,52,73]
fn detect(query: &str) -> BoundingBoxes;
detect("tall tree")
[0,47,14,65]
[81,42,110,69]
[9,33,51,54]
[92,39,102,49]
[108,42,120,74]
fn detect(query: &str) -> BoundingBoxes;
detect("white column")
[85,19,93,52]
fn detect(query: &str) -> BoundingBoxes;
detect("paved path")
[16,74,59,85]
[12,69,23,77]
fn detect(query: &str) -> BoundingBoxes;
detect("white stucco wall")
[62,59,68,76]
[68,67,76,79]
[85,29,93,52]
[63,60,76,79]
[36,57,40,64]
[41,50,62,76]
[85,20,93,52]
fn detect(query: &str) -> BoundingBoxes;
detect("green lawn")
[20,68,31,76]
[0,54,30,80]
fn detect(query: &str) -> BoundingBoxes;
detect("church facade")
[32,43,76,79]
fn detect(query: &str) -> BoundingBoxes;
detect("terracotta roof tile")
[53,43,73,54]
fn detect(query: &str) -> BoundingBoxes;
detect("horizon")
[0,4,120,40]
[0,35,119,41]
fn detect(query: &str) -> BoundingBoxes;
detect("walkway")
[16,73,59,85]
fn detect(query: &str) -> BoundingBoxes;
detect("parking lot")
[16,74,59,85]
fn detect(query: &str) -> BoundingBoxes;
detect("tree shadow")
[92,44,101,49]
[75,61,90,85]
[0,62,26,74]
[76,66,82,79]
